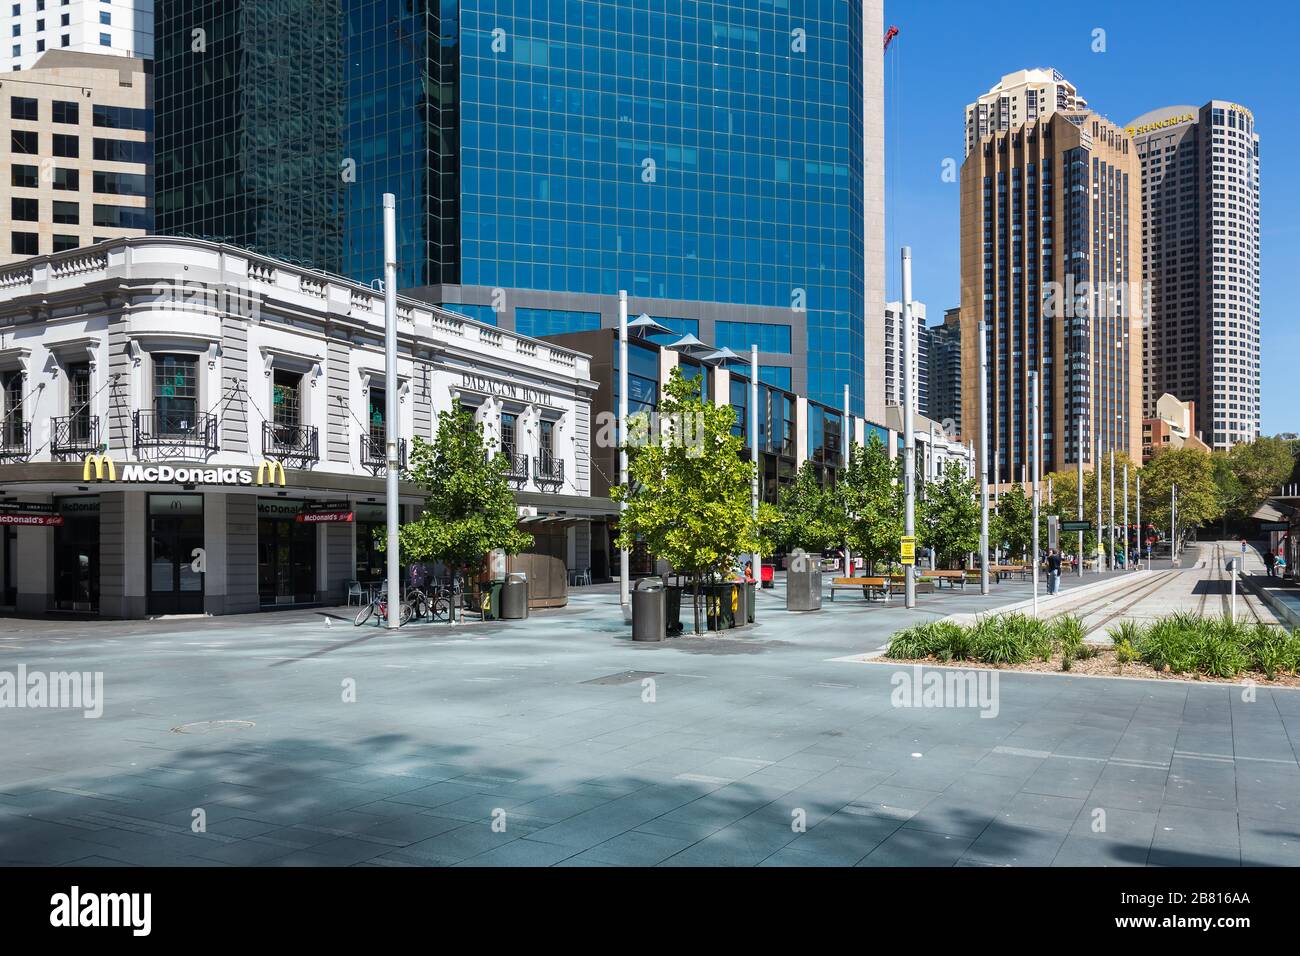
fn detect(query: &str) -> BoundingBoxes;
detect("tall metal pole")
[1109,439,1116,571]
[1095,433,1102,574]
[979,317,989,594]
[1030,370,1040,615]
[618,291,630,611]
[1076,414,1084,577]
[901,247,916,609]
[1123,464,1130,571]
[751,346,760,581]
[1171,482,1178,566]
[1136,471,1143,570]
[382,194,401,629]
[842,382,851,575]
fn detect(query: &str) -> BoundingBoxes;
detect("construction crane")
[883,25,899,51]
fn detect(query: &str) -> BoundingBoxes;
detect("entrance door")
[148,494,204,615]
[54,498,99,612]
[258,516,317,605]
[1,525,14,606]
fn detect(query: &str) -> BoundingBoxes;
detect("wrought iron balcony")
[0,420,30,461]
[533,454,564,486]
[51,414,100,456]
[502,450,529,482]
[361,433,407,474]
[263,420,319,466]
[133,410,219,456]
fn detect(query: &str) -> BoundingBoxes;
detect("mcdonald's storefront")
[0,455,423,618]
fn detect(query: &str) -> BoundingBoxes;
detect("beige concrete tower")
[960,110,1143,487]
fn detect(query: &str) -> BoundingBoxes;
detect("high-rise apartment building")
[2,0,153,71]
[964,68,1087,158]
[1,50,152,264]
[884,300,925,412]
[927,307,963,438]
[1128,102,1260,450]
[153,1,888,419]
[960,108,1143,486]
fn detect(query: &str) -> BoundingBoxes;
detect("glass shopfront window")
[54,496,99,612]
[258,498,317,606]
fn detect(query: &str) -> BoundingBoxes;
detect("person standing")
[1047,549,1063,595]
[1264,550,1276,578]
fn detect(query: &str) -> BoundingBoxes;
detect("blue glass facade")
[156,0,870,414]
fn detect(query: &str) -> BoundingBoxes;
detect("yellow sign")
[1125,113,1194,137]
[255,459,287,487]
[901,536,916,565]
[1228,103,1254,121]
[82,454,117,482]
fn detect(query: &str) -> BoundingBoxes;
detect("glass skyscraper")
[155,0,885,416]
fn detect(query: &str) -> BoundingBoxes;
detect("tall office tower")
[964,68,1087,158]
[1,51,152,264]
[884,300,926,411]
[2,0,153,70]
[154,1,887,419]
[927,307,963,438]
[1128,102,1260,450]
[960,109,1143,486]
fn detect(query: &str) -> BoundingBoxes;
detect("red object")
[761,565,774,582]
[883,25,899,50]
[0,513,62,526]
[296,511,355,524]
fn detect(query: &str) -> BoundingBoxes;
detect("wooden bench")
[928,570,972,590]
[830,576,891,602]
[885,574,936,595]
[990,564,1031,582]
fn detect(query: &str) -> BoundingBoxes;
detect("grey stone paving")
[1,552,1298,867]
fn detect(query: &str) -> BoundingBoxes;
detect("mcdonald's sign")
[255,460,287,487]
[83,454,117,482]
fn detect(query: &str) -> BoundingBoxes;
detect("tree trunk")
[692,574,702,636]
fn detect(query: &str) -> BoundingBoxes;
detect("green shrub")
[1114,638,1139,665]
[1138,615,1198,673]
[1108,619,1146,650]
[1245,623,1300,680]
[1191,618,1250,678]
[1050,615,1086,658]
[888,620,970,660]
[1076,642,1101,660]
[971,613,1040,665]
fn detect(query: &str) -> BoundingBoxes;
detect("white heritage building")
[0,238,598,617]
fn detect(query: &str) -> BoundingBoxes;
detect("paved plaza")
[2,548,1298,867]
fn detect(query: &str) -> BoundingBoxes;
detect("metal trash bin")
[631,576,666,642]
[501,572,529,620]
[786,569,823,612]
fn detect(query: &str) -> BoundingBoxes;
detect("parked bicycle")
[354,588,413,627]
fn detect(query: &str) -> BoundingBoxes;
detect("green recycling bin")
[480,581,503,620]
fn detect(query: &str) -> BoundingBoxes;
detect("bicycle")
[428,580,465,622]
[354,589,413,627]
[404,587,433,621]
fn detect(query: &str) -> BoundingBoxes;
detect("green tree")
[836,432,903,573]
[1220,438,1296,523]
[993,483,1033,561]
[1141,446,1222,541]
[773,460,840,554]
[612,368,774,634]
[1042,468,1097,558]
[394,399,534,582]
[917,461,980,568]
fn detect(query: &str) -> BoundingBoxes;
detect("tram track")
[1041,567,1184,638]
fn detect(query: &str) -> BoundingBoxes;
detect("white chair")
[346,580,364,606]
[578,568,592,586]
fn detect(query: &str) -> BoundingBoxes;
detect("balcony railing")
[533,454,564,486]
[502,450,529,482]
[133,410,219,456]
[51,414,100,456]
[263,420,319,466]
[0,420,31,461]
[361,433,407,473]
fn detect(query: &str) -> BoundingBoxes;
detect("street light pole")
[842,382,851,576]
[1109,440,1116,572]
[1123,464,1130,571]
[1171,482,1178,566]
[901,247,916,609]
[618,291,630,612]
[978,320,989,595]
[1137,471,1144,570]
[1029,370,1040,615]
[751,346,760,582]
[1095,432,1102,575]
[1076,414,1084,578]
[382,194,401,630]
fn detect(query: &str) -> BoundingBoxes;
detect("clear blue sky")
[883,0,1298,436]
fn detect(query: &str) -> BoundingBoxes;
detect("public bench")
[885,574,936,595]
[928,569,972,590]
[830,576,891,602]
[990,564,1031,582]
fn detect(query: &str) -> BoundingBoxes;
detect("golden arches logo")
[82,454,116,482]
[255,459,287,487]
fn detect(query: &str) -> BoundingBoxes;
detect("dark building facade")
[928,307,963,438]
[154,0,886,419]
